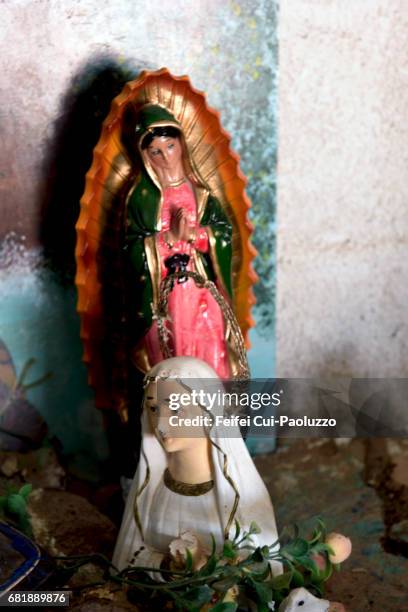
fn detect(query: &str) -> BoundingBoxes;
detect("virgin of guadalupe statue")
[124,103,238,380]
[112,356,281,577]
[76,69,257,423]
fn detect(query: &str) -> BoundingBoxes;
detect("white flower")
[169,530,199,558]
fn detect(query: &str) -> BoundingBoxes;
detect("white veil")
[112,357,281,575]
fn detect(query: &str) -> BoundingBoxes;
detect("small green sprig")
[52,518,342,611]
[0,483,33,536]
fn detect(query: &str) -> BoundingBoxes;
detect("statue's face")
[146,136,183,173]
[144,379,207,453]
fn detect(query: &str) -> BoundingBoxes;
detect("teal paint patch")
[361,542,384,557]
[353,520,385,537]
[0,236,108,464]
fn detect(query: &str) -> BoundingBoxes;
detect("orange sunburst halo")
[75,68,258,417]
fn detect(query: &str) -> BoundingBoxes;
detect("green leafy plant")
[53,518,343,611]
[0,483,33,536]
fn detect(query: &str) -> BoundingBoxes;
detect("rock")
[0,454,19,477]
[364,439,389,487]
[67,585,138,611]
[365,438,408,554]
[333,438,352,448]
[21,447,66,489]
[0,447,65,489]
[0,388,47,452]
[391,456,408,488]
[67,562,105,590]
[389,519,408,545]
[28,488,117,557]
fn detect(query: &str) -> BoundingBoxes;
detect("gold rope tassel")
[133,450,151,540]
[210,438,241,540]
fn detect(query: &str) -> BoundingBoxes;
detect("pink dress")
[144,182,230,378]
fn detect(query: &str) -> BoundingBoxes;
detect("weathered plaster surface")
[0,0,277,310]
[277,1,408,376]
[0,1,278,460]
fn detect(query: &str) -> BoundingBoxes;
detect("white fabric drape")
[112,357,282,576]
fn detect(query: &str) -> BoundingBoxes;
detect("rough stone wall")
[277,1,408,377]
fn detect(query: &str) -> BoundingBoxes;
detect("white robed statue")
[113,356,281,576]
